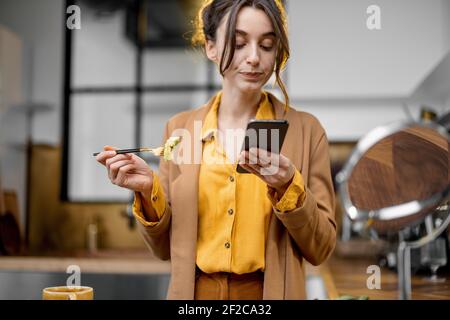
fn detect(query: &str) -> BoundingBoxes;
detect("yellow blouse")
[133,91,306,274]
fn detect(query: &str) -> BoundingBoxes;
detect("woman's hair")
[192,0,290,111]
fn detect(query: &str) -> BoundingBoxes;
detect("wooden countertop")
[2,248,449,299]
[319,254,450,300]
[0,249,171,274]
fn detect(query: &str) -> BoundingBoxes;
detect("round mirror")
[337,121,450,234]
[336,119,450,300]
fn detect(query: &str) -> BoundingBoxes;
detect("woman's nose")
[246,45,260,66]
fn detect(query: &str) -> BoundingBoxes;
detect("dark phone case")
[236,119,289,174]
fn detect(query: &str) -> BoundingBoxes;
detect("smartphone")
[236,119,289,174]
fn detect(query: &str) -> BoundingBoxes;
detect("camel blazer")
[137,92,337,299]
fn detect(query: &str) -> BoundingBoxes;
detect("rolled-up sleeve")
[132,173,166,227]
[267,169,306,213]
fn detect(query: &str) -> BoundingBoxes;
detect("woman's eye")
[261,45,273,51]
[260,42,274,51]
[235,42,273,50]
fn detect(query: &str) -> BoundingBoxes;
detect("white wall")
[288,0,448,99]
[0,0,63,230]
[0,25,26,228]
[287,0,450,140]
[0,0,63,145]
[443,0,450,51]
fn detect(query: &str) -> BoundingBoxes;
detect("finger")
[241,150,270,169]
[249,154,279,176]
[96,146,118,163]
[109,159,134,181]
[249,147,258,157]
[96,150,117,165]
[239,163,262,178]
[238,151,250,165]
[257,153,272,167]
[256,148,271,158]
[238,150,246,162]
[113,163,135,186]
[249,148,274,167]
[258,149,275,165]
[246,162,263,176]
[260,163,281,176]
[103,145,118,151]
[277,152,291,165]
[98,146,118,163]
[248,148,259,165]
[106,154,133,171]
[272,154,292,176]
[238,150,249,164]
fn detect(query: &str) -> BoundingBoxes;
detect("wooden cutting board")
[2,190,21,235]
[0,178,5,214]
[0,211,21,255]
[0,189,22,255]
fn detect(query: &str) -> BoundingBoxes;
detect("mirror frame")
[336,120,450,223]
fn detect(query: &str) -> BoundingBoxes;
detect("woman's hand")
[238,147,295,196]
[95,145,153,197]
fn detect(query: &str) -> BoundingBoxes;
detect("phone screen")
[236,119,289,174]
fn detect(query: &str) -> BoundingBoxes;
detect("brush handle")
[92,148,143,156]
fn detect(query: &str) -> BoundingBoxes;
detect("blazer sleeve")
[134,122,173,261]
[273,132,337,266]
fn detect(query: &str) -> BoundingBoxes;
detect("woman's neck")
[218,83,262,124]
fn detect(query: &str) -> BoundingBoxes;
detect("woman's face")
[206,6,277,93]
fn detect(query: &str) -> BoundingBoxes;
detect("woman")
[96,0,336,300]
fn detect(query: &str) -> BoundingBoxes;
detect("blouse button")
[224,242,231,249]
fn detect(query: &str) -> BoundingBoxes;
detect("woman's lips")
[240,72,263,80]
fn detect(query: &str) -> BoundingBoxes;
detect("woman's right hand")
[95,145,153,197]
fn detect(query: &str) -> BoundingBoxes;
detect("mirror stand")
[397,239,412,300]
[396,204,450,299]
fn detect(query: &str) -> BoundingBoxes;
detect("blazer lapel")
[268,93,301,168]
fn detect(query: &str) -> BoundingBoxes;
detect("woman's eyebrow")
[236,29,276,38]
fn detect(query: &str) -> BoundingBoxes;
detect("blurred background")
[0,0,449,300]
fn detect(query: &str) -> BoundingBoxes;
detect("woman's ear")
[205,39,218,63]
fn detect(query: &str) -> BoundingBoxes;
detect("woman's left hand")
[238,147,295,197]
